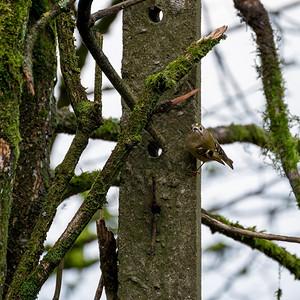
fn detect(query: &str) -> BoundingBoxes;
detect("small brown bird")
[185,123,234,170]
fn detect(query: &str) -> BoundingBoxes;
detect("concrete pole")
[118,1,201,298]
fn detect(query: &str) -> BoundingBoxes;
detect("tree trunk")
[118,1,201,298]
[0,1,31,297]
[5,0,57,293]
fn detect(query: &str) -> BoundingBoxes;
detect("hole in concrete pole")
[148,6,163,22]
[148,141,162,157]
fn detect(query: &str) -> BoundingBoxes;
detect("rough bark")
[0,1,31,297]
[5,1,57,293]
[118,1,202,298]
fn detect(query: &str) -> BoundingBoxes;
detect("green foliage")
[204,242,231,255]
[64,226,98,269]
[92,117,120,141]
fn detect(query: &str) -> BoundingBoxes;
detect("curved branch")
[77,0,137,110]
[233,0,300,203]
[77,0,167,148]
[202,209,300,279]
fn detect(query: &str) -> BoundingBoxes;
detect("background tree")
[0,0,299,299]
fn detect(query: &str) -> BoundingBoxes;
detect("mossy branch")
[56,116,300,154]
[56,109,120,141]
[202,209,300,279]
[208,123,270,147]
[233,0,300,204]
[0,1,31,296]
[5,12,102,300]
[18,26,227,299]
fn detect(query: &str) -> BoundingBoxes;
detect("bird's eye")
[199,126,203,131]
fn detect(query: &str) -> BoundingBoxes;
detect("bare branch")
[94,276,104,300]
[171,88,200,104]
[91,0,146,26]
[52,257,65,300]
[77,0,137,110]
[201,25,228,40]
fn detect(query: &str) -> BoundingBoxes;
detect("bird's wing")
[197,147,225,165]
[214,139,234,169]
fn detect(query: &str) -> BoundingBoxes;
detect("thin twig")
[94,31,103,106]
[202,209,300,244]
[94,275,104,300]
[91,0,146,26]
[52,257,65,300]
[171,88,200,104]
[153,88,200,114]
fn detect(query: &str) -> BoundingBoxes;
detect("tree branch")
[90,0,146,26]
[202,209,300,244]
[52,257,65,300]
[18,26,227,299]
[56,109,121,141]
[207,123,270,147]
[202,209,300,279]
[56,112,300,155]
[77,0,167,148]
[62,170,120,200]
[96,218,118,299]
[233,0,300,204]
[23,0,75,94]
[77,0,137,110]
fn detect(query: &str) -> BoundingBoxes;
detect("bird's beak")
[191,127,199,133]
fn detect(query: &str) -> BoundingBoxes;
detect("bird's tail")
[213,141,234,169]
